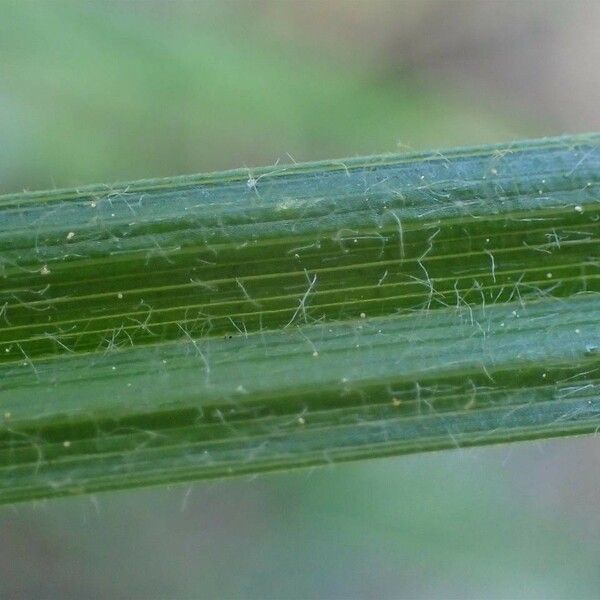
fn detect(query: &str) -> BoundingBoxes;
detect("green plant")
[1,134,599,504]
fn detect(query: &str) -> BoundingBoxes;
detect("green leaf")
[1,134,599,504]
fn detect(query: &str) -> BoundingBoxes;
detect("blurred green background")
[1,1,599,598]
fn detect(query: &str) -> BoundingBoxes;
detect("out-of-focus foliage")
[0,2,514,193]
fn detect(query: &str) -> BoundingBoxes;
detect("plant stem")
[1,134,599,504]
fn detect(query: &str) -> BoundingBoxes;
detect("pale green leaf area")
[1,134,599,504]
